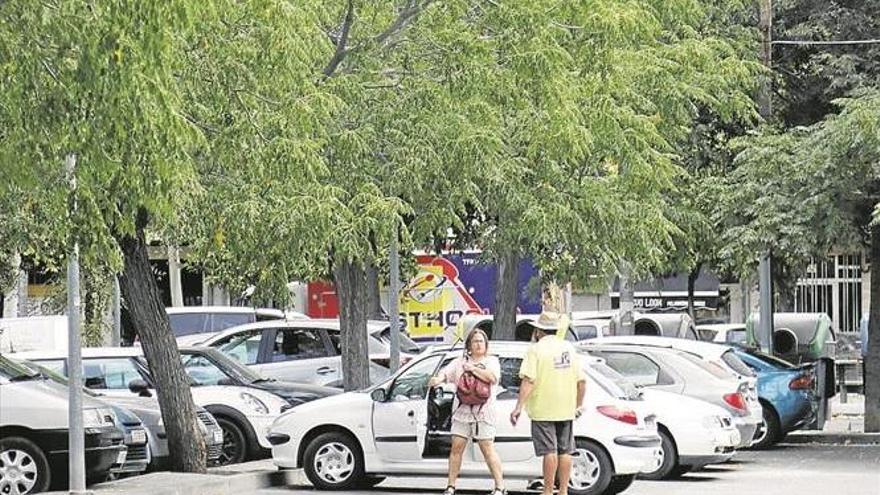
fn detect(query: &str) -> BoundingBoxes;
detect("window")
[697,329,717,341]
[168,313,212,337]
[82,358,147,390]
[597,352,661,387]
[271,329,329,362]
[672,350,734,380]
[388,354,442,401]
[33,359,65,374]
[568,325,598,341]
[726,329,746,344]
[721,350,756,377]
[181,354,229,386]
[216,330,263,365]
[499,357,523,396]
[212,313,255,332]
[686,327,699,340]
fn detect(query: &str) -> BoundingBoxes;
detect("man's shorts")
[531,420,574,456]
[451,419,496,441]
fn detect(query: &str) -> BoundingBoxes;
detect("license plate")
[116,449,127,465]
[213,429,224,444]
[131,429,147,444]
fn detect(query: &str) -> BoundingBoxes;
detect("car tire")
[359,476,386,488]
[751,405,781,449]
[215,416,249,466]
[606,474,636,494]
[303,431,365,490]
[638,429,677,480]
[0,436,51,495]
[568,439,613,495]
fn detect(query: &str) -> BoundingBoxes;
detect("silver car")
[184,319,418,387]
[580,342,760,448]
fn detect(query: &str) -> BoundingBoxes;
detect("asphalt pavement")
[252,444,880,495]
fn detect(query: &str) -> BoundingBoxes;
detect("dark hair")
[464,328,489,356]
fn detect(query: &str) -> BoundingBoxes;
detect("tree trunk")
[493,252,519,341]
[687,263,702,321]
[365,262,385,320]
[334,258,371,391]
[865,226,880,432]
[117,210,206,472]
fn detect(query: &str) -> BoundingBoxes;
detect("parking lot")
[254,444,880,495]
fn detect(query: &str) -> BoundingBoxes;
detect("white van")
[0,353,125,493]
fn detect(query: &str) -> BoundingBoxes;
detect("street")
[253,444,880,495]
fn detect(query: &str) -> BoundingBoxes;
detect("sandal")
[443,486,456,495]
[490,489,508,495]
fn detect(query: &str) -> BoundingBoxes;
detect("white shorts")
[451,419,496,441]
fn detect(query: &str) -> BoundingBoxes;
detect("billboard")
[401,253,541,342]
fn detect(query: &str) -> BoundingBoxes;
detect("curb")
[47,464,305,495]
[783,432,880,446]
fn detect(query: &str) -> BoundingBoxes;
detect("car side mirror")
[370,388,387,402]
[128,379,152,397]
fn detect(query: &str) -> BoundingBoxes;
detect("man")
[510,312,586,495]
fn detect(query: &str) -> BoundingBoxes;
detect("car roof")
[200,318,389,342]
[584,336,733,358]
[166,306,258,315]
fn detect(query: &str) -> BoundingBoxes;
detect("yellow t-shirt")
[519,336,585,421]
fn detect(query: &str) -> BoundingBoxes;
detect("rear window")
[722,350,756,377]
[747,349,796,369]
[169,313,212,336]
[672,350,735,380]
[697,329,717,341]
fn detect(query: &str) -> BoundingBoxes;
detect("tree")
[0,1,207,471]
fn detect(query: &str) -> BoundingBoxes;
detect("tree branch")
[321,0,436,79]
[322,0,356,78]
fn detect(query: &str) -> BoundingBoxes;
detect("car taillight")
[723,392,748,414]
[789,374,813,390]
[596,405,638,425]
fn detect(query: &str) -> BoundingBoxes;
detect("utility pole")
[65,153,88,495]
[618,262,635,335]
[757,0,775,353]
[388,228,401,372]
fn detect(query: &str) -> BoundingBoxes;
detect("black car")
[178,347,341,407]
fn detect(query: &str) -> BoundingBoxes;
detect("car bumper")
[46,427,127,480]
[608,435,662,474]
[249,415,279,450]
[111,429,150,475]
[732,417,759,448]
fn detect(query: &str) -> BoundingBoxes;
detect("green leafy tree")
[0,0,208,471]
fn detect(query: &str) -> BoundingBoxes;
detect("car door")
[483,356,538,463]
[252,327,339,385]
[372,354,442,462]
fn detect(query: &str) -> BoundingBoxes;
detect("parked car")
[178,346,341,407]
[11,348,290,466]
[14,359,223,469]
[267,342,662,495]
[696,324,747,345]
[579,342,761,449]
[105,404,151,477]
[166,306,306,339]
[732,348,817,448]
[586,358,740,480]
[183,320,415,387]
[0,353,125,493]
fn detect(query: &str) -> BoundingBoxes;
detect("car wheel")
[303,432,364,490]
[751,405,781,449]
[359,476,385,488]
[606,474,636,494]
[215,417,249,465]
[0,436,51,495]
[638,429,677,480]
[568,439,613,495]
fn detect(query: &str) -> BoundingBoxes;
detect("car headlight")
[240,392,269,414]
[83,407,115,428]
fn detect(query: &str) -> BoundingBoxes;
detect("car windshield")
[0,355,42,381]
[582,355,641,400]
[17,360,101,397]
[746,349,796,369]
[181,351,264,385]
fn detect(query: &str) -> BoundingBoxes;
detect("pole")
[111,276,121,346]
[388,229,401,372]
[618,262,635,335]
[757,0,774,354]
[65,153,87,494]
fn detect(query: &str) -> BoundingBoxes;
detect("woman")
[428,329,506,495]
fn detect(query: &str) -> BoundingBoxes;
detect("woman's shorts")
[451,419,496,441]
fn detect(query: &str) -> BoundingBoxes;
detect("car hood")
[253,380,341,404]
[280,390,371,417]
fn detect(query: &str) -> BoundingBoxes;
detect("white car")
[267,342,662,495]
[166,305,307,341]
[179,319,418,387]
[586,359,740,479]
[11,347,290,466]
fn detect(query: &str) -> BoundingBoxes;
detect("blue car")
[734,349,816,448]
